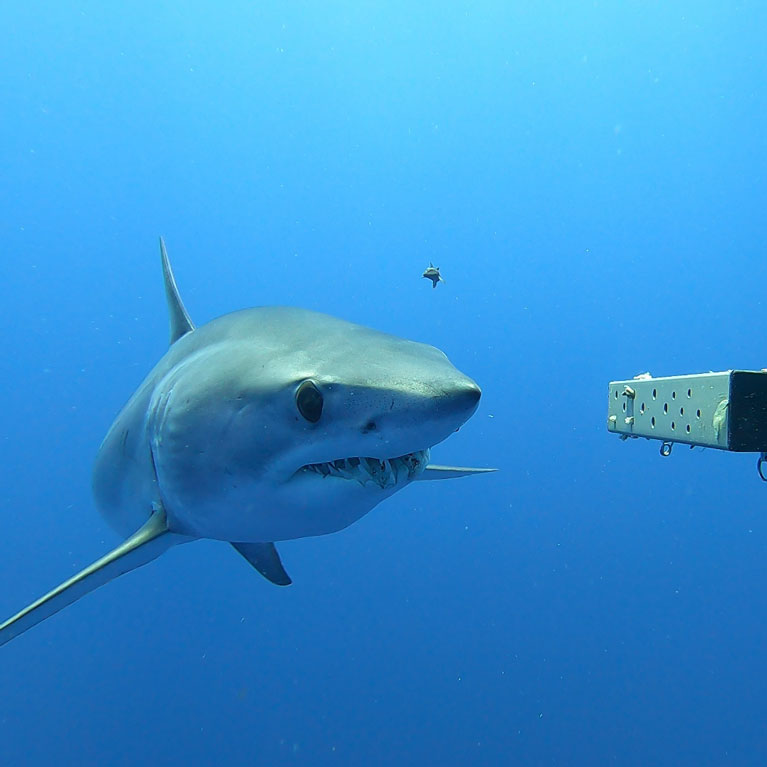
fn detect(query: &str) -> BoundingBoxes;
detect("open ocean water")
[1,2,766,765]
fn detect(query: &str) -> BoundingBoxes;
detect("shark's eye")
[296,380,323,423]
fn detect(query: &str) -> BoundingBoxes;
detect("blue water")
[2,2,767,764]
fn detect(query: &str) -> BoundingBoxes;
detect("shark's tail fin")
[0,511,186,647]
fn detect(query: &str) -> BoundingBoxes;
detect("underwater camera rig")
[607,370,767,480]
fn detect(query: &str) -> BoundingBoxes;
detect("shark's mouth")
[298,449,430,489]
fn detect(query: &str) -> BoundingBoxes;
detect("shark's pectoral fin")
[0,510,186,647]
[231,542,292,586]
[417,464,498,480]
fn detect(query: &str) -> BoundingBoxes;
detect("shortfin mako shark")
[0,240,494,646]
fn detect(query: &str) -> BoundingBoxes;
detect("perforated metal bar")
[607,371,767,452]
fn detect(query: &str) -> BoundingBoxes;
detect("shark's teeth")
[300,449,429,489]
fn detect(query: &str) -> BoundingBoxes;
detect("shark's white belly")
[159,474,408,542]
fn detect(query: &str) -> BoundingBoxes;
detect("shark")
[0,240,494,647]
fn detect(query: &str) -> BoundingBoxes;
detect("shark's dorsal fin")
[231,542,292,586]
[0,511,188,647]
[417,464,497,480]
[160,237,195,345]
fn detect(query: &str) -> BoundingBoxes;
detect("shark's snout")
[436,376,481,425]
[452,378,481,410]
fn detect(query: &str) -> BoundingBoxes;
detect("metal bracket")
[607,370,767,452]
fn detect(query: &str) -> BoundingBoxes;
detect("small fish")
[422,263,445,288]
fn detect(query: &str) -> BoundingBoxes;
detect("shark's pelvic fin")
[160,236,195,345]
[231,542,292,586]
[0,510,184,647]
[418,464,498,480]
